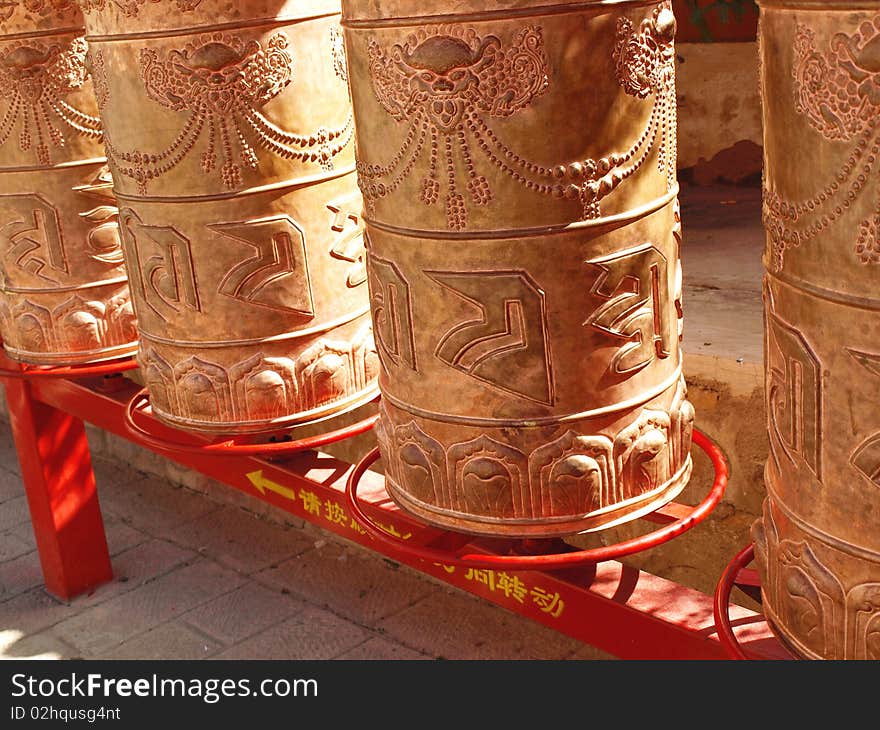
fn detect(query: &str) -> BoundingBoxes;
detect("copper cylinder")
[76,0,378,433]
[0,2,135,365]
[342,0,694,536]
[751,1,880,659]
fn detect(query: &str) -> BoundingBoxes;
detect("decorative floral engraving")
[74,165,124,267]
[0,0,75,23]
[377,389,693,520]
[753,500,880,659]
[78,0,201,16]
[0,37,102,165]
[330,25,347,82]
[764,19,880,269]
[140,324,378,425]
[2,292,135,355]
[104,32,353,193]
[358,3,676,229]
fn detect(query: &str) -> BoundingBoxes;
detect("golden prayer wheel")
[77,0,378,433]
[752,0,880,659]
[0,2,135,365]
[342,0,694,536]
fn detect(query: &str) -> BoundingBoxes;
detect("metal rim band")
[364,186,678,241]
[342,1,662,28]
[1,276,129,295]
[137,305,372,349]
[379,358,683,427]
[763,480,880,563]
[767,268,880,312]
[0,157,107,174]
[112,163,357,204]
[84,9,340,43]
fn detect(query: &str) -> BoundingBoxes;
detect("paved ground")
[0,417,609,661]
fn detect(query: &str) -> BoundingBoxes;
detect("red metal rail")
[713,543,796,661]
[0,353,791,659]
[345,433,728,569]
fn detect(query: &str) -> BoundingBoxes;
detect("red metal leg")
[3,377,112,600]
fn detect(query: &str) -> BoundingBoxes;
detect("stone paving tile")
[257,541,433,626]
[0,540,189,614]
[0,467,22,502]
[0,629,80,660]
[73,539,196,609]
[0,587,79,636]
[0,530,32,562]
[11,513,150,558]
[0,550,44,601]
[0,540,194,639]
[0,495,30,532]
[53,558,246,655]
[95,475,224,535]
[213,606,371,660]
[90,454,147,492]
[376,586,588,660]
[0,434,21,474]
[155,505,313,574]
[101,621,222,660]
[181,581,306,645]
[103,518,151,557]
[335,637,434,660]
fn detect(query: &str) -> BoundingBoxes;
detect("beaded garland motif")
[0,36,102,165]
[358,4,677,230]
[764,18,880,268]
[99,30,353,194]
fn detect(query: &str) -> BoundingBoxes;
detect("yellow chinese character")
[530,586,565,618]
[323,500,348,525]
[298,489,322,517]
[433,563,456,574]
[349,518,367,535]
[495,572,528,603]
[464,568,495,591]
[377,521,413,541]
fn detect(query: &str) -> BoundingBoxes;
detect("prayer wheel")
[77,0,378,433]
[342,0,694,536]
[0,2,135,365]
[752,0,880,659]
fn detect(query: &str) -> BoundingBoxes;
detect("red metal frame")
[124,387,379,456]
[713,543,796,661]
[345,431,727,570]
[0,346,792,659]
[0,355,138,380]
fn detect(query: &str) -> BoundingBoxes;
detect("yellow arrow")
[246,470,298,502]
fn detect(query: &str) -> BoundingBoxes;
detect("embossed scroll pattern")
[753,502,880,659]
[846,348,880,486]
[0,36,102,165]
[764,285,822,481]
[99,29,354,193]
[763,17,880,269]
[74,165,125,267]
[0,168,136,359]
[358,3,677,229]
[139,323,379,425]
[377,376,693,521]
[0,292,135,354]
